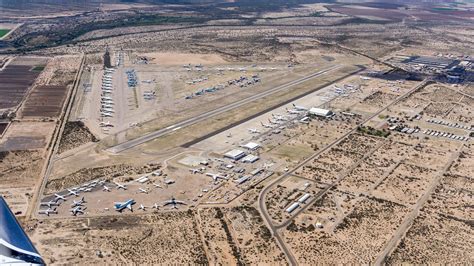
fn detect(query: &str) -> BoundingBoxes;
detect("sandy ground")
[138,52,228,65]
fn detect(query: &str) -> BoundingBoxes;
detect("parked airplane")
[189,168,201,174]
[286,108,303,114]
[206,173,228,182]
[164,179,175,185]
[139,204,147,211]
[272,114,287,121]
[152,203,160,209]
[67,189,79,197]
[114,199,135,212]
[248,128,260,134]
[99,121,113,127]
[292,103,308,111]
[261,122,273,128]
[152,183,162,189]
[40,201,59,208]
[100,108,115,113]
[162,197,186,209]
[115,182,127,190]
[70,206,86,216]
[101,96,113,100]
[101,112,113,117]
[138,188,149,194]
[103,185,111,192]
[38,208,57,216]
[71,197,86,208]
[54,193,66,202]
[268,118,280,125]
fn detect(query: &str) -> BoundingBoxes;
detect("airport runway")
[107,64,343,153]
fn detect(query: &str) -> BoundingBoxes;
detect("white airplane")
[67,189,79,197]
[206,173,228,182]
[292,103,308,111]
[164,179,175,185]
[115,182,127,190]
[103,185,111,192]
[38,207,57,216]
[139,204,147,211]
[101,96,113,100]
[248,128,260,134]
[70,206,86,216]
[99,121,113,127]
[272,114,287,121]
[152,203,160,209]
[101,112,113,117]
[153,183,162,188]
[286,108,302,114]
[360,76,371,80]
[138,188,149,194]
[162,197,186,209]
[100,108,115,113]
[189,168,201,174]
[261,121,273,128]
[268,118,280,125]
[54,193,67,202]
[71,197,86,207]
[40,200,59,208]
[114,199,135,212]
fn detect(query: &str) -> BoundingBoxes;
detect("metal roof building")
[242,154,259,163]
[242,142,261,150]
[308,107,334,118]
[0,196,44,265]
[224,149,246,160]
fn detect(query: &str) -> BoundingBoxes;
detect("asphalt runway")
[107,64,344,154]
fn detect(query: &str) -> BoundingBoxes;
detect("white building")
[286,202,299,213]
[242,154,259,163]
[242,142,261,150]
[224,149,246,160]
[308,107,334,118]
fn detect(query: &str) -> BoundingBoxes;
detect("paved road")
[257,79,429,266]
[106,64,343,153]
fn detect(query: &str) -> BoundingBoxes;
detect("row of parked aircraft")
[114,197,187,212]
[188,168,228,183]
[39,177,188,216]
[38,180,109,216]
[246,103,309,133]
[100,68,116,121]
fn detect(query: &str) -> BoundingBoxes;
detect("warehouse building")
[224,149,246,160]
[308,107,334,118]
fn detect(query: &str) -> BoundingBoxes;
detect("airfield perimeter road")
[106,64,343,153]
[257,79,429,266]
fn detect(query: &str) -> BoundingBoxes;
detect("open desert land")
[0,0,473,265]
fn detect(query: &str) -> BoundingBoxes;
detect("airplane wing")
[127,204,132,210]
[0,196,45,265]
